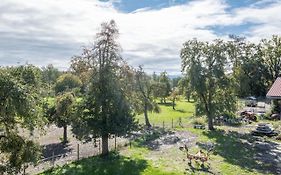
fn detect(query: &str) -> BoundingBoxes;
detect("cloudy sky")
[1,0,281,75]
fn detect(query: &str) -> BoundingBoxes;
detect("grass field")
[39,99,281,175]
[136,99,195,127]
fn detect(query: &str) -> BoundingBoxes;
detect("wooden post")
[98,140,101,154]
[114,135,117,151]
[77,144,80,160]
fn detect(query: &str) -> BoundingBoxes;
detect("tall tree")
[46,92,76,143]
[227,35,268,97]
[181,39,236,130]
[168,87,180,110]
[158,71,171,103]
[135,66,160,127]
[45,73,81,143]
[71,20,136,155]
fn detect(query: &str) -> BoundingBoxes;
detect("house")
[266,77,281,99]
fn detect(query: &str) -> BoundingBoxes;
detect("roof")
[266,77,281,99]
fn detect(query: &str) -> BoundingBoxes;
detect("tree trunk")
[172,99,175,110]
[63,125,67,143]
[101,134,109,156]
[144,102,151,127]
[164,97,166,104]
[207,112,215,130]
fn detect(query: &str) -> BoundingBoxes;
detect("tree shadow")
[133,127,174,150]
[174,109,186,113]
[202,129,281,174]
[43,152,148,175]
[42,142,73,159]
[185,162,215,174]
[158,102,173,106]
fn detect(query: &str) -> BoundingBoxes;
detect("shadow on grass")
[133,127,170,150]
[174,109,186,113]
[42,152,148,175]
[202,129,281,174]
[186,162,214,175]
[157,102,173,106]
[42,142,73,159]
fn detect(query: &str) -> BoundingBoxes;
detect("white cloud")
[0,0,281,75]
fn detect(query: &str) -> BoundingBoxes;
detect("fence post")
[77,144,80,160]
[114,135,117,151]
[179,117,182,127]
[98,140,101,154]
[162,121,165,129]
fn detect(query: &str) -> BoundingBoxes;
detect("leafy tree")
[70,54,93,93]
[168,87,180,110]
[8,64,42,89]
[54,73,82,95]
[41,64,60,95]
[46,93,75,143]
[0,69,42,174]
[45,74,81,143]
[158,71,171,103]
[181,39,236,130]
[178,76,192,101]
[261,35,281,85]
[71,20,136,155]
[135,66,160,127]
[227,35,268,97]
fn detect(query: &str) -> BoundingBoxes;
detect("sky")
[1,0,281,75]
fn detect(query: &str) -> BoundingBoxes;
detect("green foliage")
[8,64,42,88]
[181,38,237,130]
[41,64,61,96]
[54,73,82,94]
[261,35,281,84]
[227,35,268,97]
[46,93,75,127]
[135,66,160,126]
[191,117,206,126]
[71,20,136,155]
[158,71,171,101]
[0,69,42,174]
[0,133,41,174]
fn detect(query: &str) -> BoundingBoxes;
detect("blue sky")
[0,0,281,75]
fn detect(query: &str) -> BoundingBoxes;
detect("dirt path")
[25,125,128,175]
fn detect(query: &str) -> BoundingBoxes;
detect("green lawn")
[136,99,195,127]
[40,150,181,175]
[39,99,279,175]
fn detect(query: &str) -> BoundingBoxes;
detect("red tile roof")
[267,77,281,99]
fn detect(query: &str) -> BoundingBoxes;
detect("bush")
[192,117,206,126]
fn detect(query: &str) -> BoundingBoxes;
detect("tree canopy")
[181,39,237,130]
[71,20,136,155]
